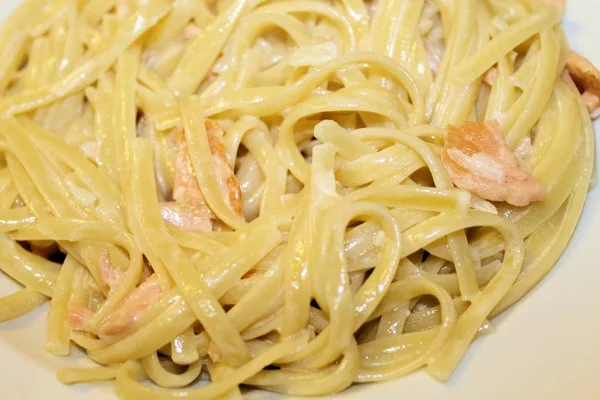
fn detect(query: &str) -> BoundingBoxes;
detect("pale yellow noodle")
[0,1,595,399]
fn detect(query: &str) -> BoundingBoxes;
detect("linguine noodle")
[0,0,596,398]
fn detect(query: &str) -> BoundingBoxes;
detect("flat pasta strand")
[0,0,595,399]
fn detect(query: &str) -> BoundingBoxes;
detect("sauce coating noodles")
[0,0,595,398]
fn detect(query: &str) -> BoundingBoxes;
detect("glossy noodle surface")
[0,0,595,398]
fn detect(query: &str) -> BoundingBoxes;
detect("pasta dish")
[0,0,597,398]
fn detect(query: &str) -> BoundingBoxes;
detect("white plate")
[1,2,599,400]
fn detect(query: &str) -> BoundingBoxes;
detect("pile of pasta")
[0,0,596,399]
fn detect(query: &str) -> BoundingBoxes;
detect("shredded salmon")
[66,304,94,331]
[565,51,600,118]
[96,274,162,338]
[67,251,162,339]
[160,120,243,233]
[160,202,213,232]
[66,274,162,339]
[441,121,547,207]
